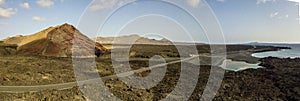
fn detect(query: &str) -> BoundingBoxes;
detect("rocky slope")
[210,57,300,101]
[0,41,17,56]
[3,23,107,57]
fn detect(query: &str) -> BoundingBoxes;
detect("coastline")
[213,57,300,100]
[226,45,290,64]
[211,46,299,100]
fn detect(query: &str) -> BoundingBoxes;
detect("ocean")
[222,44,300,71]
[252,44,300,58]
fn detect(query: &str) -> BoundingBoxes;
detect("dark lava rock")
[210,57,300,101]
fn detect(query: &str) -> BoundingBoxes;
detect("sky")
[0,0,299,43]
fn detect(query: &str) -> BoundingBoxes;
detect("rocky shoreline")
[226,45,290,64]
[212,57,300,100]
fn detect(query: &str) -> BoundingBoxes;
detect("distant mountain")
[247,42,293,47]
[3,23,107,57]
[95,35,172,45]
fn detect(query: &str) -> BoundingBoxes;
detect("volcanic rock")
[3,23,107,57]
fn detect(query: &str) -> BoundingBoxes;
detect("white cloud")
[257,0,276,4]
[117,1,125,7]
[32,16,46,22]
[287,0,300,24]
[0,0,17,18]
[0,22,10,26]
[36,0,54,7]
[20,2,30,9]
[270,12,290,19]
[0,0,5,7]
[287,0,300,3]
[270,12,279,18]
[0,8,16,18]
[187,0,201,8]
[89,0,119,11]
[285,14,289,18]
[187,0,203,8]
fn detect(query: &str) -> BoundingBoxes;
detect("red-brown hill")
[3,23,107,57]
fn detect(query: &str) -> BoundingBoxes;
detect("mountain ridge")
[3,23,107,57]
[94,35,172,45]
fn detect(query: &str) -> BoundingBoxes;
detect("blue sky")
[0,0,299,43]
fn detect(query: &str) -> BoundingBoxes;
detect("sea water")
[252,44,300,58]
[220,59,261,72]
[223,44,300,72]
